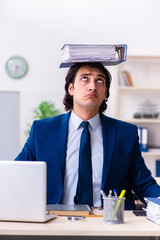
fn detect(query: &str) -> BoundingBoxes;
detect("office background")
[0,0,160,159]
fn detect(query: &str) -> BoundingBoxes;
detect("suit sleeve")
[128,126,160,202]
[15,121,36,161]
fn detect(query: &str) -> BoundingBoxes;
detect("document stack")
[60,44,127,68]
[145,198,160,225]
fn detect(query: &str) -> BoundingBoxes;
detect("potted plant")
[25,101,60,136]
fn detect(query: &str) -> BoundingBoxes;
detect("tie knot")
[81,121,89,130]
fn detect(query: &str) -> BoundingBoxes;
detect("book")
[119,71,128,86]
[119,70,133,86]
[47,204,92,216]
[60,44,127,68]
[124,71,133,86]
[144,197,160,225]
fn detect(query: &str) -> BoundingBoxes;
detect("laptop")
[0,160,56,222]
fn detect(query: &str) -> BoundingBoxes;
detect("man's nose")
[88,80,96,91]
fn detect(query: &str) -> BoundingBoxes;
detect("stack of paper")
[60,44,127,68]
[145,197,160,225]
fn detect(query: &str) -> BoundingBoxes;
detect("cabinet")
[114,56,160,177]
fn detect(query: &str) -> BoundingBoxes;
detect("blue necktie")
[75,121,93,207]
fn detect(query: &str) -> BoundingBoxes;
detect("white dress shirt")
[62,111,103,207]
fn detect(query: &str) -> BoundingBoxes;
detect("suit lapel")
[53,112,71,182]
[101,115,116,190]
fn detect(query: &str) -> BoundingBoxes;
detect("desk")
[0,211,160,240]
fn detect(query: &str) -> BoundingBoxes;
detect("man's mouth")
[86,93,97,98]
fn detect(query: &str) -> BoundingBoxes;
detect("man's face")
[68,66,107,115]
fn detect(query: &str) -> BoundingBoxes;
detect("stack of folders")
[144,198,160,225]
[138,127,148,152]
[60,44,127,68]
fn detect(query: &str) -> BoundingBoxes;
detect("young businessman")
[15,62,160,210]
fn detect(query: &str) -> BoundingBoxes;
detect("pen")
[108,190,112,198]
[100,190,107,198]
[113,189,118,198]
[110,189,126,222]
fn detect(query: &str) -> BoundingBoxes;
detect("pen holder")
[103,197,125,224]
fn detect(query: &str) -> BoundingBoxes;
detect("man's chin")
[83,103,100,112]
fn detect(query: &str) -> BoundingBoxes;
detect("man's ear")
[68,82,73,96]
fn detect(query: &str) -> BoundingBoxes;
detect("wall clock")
[5,56,28,79]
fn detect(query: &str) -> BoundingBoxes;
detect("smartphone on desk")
[133,210,146,216]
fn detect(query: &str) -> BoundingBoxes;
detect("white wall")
[0,0,160,150]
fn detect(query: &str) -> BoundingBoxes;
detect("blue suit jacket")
[15,112,160,209]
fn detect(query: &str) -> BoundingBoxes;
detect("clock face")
[5,56,28,79]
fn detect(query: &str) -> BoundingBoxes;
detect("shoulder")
[32,112,71,129]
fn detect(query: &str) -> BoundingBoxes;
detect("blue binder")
[139,127,148,152]
[156,160,160,177]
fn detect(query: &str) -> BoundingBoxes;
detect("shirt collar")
[70,111,101,131]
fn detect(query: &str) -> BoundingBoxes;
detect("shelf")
[127,56,160,60]
[118,87,160,91]
[124,119,160,124]
[142,151,160,157]
[115,55,160,174]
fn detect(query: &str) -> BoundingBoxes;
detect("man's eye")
[81,77,88,81]
[97,79,104,83]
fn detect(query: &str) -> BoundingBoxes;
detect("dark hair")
[63,62,112,113]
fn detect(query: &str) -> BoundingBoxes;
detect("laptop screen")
[0,161,48,222]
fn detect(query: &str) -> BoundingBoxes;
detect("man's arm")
[15,121,36,161]
[128,126,160,204]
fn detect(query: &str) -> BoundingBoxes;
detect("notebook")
[0,160,56,222]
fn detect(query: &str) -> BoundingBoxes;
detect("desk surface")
[0,211,160,237]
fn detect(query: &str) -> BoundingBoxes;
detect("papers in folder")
[145,197,160,225]
[60,44,127,68]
